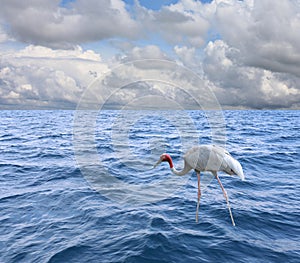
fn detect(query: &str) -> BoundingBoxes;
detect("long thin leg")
[196,172,201,223]
[215,172,236,226]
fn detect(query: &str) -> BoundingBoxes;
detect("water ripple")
[0,110,299,262]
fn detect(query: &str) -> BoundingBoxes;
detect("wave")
[0,110,299,263]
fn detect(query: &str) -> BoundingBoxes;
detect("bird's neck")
[164,154,191,176]
[171,166,191,176]
[167,155,191,176]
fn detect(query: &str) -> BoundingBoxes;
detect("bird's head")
[153,153,173,168]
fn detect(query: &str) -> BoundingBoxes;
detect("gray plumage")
[173,145,244,180]
[154,144,245,226]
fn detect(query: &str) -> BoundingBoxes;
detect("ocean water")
[0,110,299,263]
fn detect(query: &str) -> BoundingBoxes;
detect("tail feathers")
[224,154,245,181]
[232,158,245,181]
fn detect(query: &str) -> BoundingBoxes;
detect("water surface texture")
[0,110,299,262]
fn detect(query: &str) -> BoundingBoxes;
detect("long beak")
[153,159,162,169]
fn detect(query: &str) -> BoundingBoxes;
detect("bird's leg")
[196,172,201,223]
[215,173,236,227]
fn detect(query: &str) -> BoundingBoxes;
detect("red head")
[154,153,173,168]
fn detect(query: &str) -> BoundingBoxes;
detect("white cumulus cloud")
[0,45,108,109]
[0,0,300,109]
[214,0,300,77]
[203,40,300,109]
[0,0,139,49]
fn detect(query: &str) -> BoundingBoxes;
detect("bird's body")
[173,145,244,179]
[154,144,244,226]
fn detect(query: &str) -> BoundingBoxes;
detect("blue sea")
[0,110,299,263]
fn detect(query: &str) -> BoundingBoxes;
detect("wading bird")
[154,145,244,226]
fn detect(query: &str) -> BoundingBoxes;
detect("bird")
[153,144,244,226]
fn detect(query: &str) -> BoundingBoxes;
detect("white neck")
[171,165,192,176]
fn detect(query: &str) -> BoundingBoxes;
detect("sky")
[0,0,300,109]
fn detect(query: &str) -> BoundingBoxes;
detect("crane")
[154,145,244,226]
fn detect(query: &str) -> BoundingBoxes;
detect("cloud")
[121,45,170,61]
[1,39,299,110]
[0,0,213,49]
[14,45,102,61]
[74,43,222,110]
[0,0,139,49]
[0,24,10,43]
[136,0,211,47]
[203,40,300,109]
[0,0,300,109]
[214,0,300,77]
[174,45,199,68]
[200,0,300,109]
[0,45,108,109]
[0,44,191,109]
